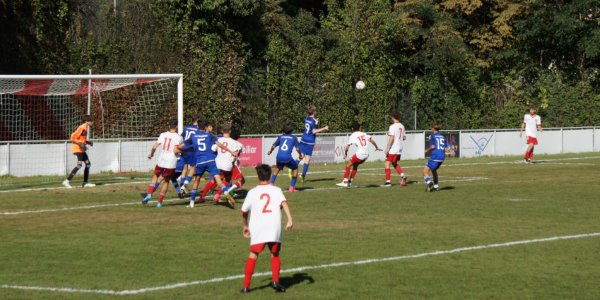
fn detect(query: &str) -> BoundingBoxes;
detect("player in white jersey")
[143,120,183,208]
[383,111,408,187]
[205,125,243,207]
[240,164,293,293]
[519,105,542,163]
[336,122,382,187]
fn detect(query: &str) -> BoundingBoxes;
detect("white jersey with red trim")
[241,184,287,245]
[215,137,241,172]
[523,114,541,138]
[156,131,183,169]
[348,131,371,160]
[387,123,405,155]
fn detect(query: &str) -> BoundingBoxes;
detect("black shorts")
[74,152,89,162]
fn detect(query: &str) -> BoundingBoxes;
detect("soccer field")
[1,153,599,299]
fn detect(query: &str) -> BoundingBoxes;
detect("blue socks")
[302,164,309,178]
[424,176,431,183]
[153,182,160,191]
[270,175,277,184]
[171,179,181,193]
[291,177,297,188]
[190,189,197,201]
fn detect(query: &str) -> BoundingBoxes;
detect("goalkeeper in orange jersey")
[63,115,96,188]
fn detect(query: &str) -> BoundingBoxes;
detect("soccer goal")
[0,74,183,184]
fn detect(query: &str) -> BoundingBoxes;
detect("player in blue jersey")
[180,121,238,208]
[424,123,446,192]
[180,118,201,192]
[268,124,303,192]
[295,105,329,182]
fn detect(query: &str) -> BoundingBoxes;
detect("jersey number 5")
[260,193,272,213]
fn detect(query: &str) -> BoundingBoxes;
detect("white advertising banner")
[494,131,524,156]
[10,143,65,176]
[595,128,600,152]
[262,137,277,167]
[0,144,8,176]
[533,130,562,154]
[402,133,426,160]
[563,129,594,153]
[460,132,495,158]
[120,140,155,172]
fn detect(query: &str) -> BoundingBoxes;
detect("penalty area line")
[1,232,599,295]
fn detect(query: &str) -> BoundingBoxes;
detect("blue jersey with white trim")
[300,116,318,145]
[187,131,218,164]
[428,132,446,161]
[182,125,198,142]
[273,134,298,162]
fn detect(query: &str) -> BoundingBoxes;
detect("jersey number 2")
[260,193,272,213]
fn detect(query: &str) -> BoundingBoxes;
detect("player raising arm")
[142,120,184,208]
[179,121,237,208]
[224,128,246,204]
[268,124,303,192]
[383,111,408,187]
[202,125,242,207]
[240,164,293,293]
[180,118,200,191]
[63,115,95,188]
[519,105,542,163]
[423,123,446,192]
[296,105,329,182]
[336,122,382,188]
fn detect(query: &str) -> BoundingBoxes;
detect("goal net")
[0,74,183,187]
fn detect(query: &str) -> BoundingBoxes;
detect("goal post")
[0,74,183,182]
[0,74,184,140]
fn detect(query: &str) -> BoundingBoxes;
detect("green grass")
[1,153,599,299]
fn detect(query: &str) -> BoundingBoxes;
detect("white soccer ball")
[355,80,365,90]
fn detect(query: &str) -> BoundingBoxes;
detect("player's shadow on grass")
[254,273,314,291]
[437,186,455,191]
[303,177,336,183]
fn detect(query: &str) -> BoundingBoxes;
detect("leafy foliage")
[1,0,598,133]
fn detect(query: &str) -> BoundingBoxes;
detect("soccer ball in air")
[355,80,365,90]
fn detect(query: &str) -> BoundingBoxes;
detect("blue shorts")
[426,160,444,171]
[195,161,221,178]
[299,142,314,156]
[276,159,298,171]
[183,152,196,165]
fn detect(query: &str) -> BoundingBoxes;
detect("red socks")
[343,166,351,179]
[201,181,215,198]
[147,184,155,195]
[525,149,534,160]
[271,256,281,282]
[243,257,257,289]
[351,168,358,179]
[385,168,391,181]
[395,165,404,174]
[158,192,166,204]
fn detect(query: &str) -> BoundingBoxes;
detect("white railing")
[0,126,598,177]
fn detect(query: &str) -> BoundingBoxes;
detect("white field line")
[2,155,599,194]
[0,197,183,216]
[0,176,486,216]
[1,232,599,295]
[0,180,148,193]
